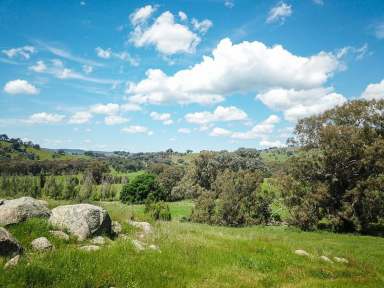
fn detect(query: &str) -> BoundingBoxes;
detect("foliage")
[120,173,164,204]
[156,164,185,201]
[144,200,172,221]
[191,170,272,226]
[284,100,384,233]
[0,159,98,176]
[78,173,94,202]
[87,161,109,185]
[43,176,63,199]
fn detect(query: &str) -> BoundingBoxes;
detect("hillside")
[1,200,383,288]
[0,138,90,161]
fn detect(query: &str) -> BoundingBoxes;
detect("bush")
[190,170,271,226]
[120,173,164,204]
[43,176,63,199]
[144,200,171,221]
[62,176,79,199]
[78,173,94,202]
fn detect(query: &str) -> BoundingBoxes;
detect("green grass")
[1,200,384,287]
[109,169,145,178]
[0,140,92,160]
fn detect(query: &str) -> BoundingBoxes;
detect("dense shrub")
[43,176,63,199]
[190,170,271,226]
[62,176,79,199]
[78,173,94,202]
[120,173,164,204]
[144,200,171,221]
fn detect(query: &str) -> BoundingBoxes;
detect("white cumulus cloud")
[150,111,173,125]
[130,11,201,55]
[257,87,347,121]
[130,5,157,26]
[205,115,280,140]
[121,103,142,111]
[89,103,120,115]
[3,79,39,95]
[104,115,129,125]
[127,38,340,105]
[25,112,65,124]
[231,115,280,139]
[178,11,188,21]
[209,127,233,137]
[185,106,247,125]
[121,125,152,135]
[361,79,384,100]
[69,111,93,124]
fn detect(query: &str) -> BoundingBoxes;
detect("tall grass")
[1,201,384,287]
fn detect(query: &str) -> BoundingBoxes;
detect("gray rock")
[49,230,70,241]
[131,239,145,251]
[128,220,152,234]
[320,255,333,263]
[334,257,348,263]
[294,249,310,257]
[0,227,23,257]
[4,255,20,269]
[91,236,105,245]
[79,245,100,252]
[49,204,112,241]
[112,221,122,235]
[0,197,51,226]
[31,237,53,251]
[118,233,129,240]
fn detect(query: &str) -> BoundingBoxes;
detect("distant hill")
[0,135,90,161]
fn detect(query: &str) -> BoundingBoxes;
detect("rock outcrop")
[0,197,51,226]
[128,220,152,235]
[49,204,112,241]
[91,236,105,245]
[31,237,54,251]
[4,255,20,269]
[294,249,310,257]
[0,227,23,257]
[112,221,122,235]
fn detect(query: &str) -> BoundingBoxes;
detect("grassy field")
[1,200,384,287]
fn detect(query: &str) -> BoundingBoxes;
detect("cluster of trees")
[0,159,108,176]
[0,134,41,160]
[281,100,384,234]
[2,100,383,235]
[123,149,272,226]
[120,173,172,221]
[117,100,384,234]
[0,161,120,201]
[0,174,120,202]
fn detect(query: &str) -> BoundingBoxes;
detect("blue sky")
[1,0,384,152]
